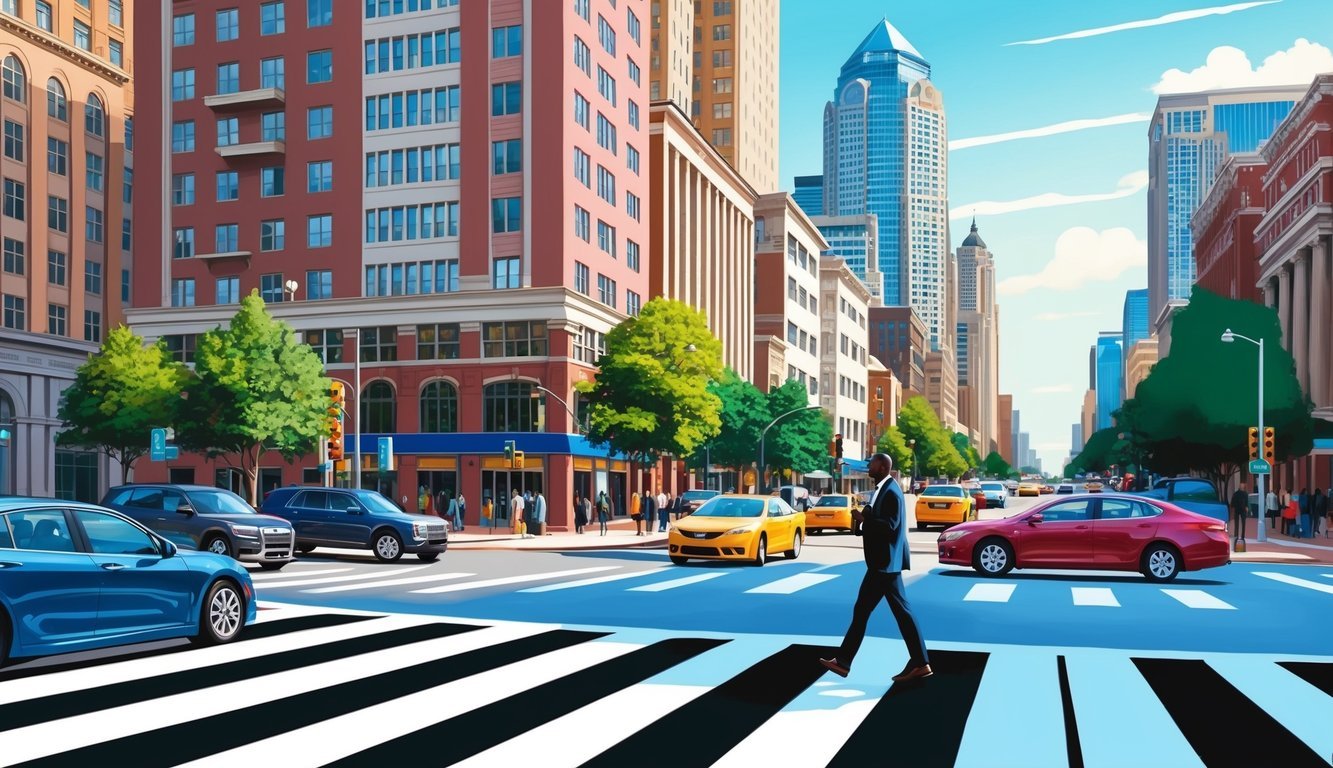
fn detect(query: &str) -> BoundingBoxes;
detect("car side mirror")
[176,504,195,516]
[1028,513,1044,525]
[161,539,177,557]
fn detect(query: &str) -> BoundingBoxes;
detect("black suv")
[101,484,296,570]
[260,487,448,563]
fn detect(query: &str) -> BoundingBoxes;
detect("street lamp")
[283,279,300,302]
[1221,328,1265,544]
[908,438,917,483]
[756,405,821,494]
[530,384,586,434]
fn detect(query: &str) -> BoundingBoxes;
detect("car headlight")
[229,524,260,538]
[411,522,427,540]
[939,530,971,542]
[725,525,757,536]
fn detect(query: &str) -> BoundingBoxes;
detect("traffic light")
[834,433,844,459]
[1263,427,1275,463]
[504,440,516,463]
[327,383,345,461]
[513,451,525,469]
[1247,427,1259,460]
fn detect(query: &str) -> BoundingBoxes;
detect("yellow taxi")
[1084,479,1104,493]
[668,494,804,567]
[1018,481,1042,497]
[913,484,976,531]
[806,494,854,534]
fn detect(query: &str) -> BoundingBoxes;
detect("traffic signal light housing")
[327,383,345,461]
[1247,427,1259,460]
[504,440,516,463]
[1263,427,1275,463]
[513,451,525,469]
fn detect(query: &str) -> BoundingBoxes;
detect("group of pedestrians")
[629,488,681,535]
[415,486,466,532]
[1262,486,1330,538]
[572,491,612,535]
[508,490,548,538]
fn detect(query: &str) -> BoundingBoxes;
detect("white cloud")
[1153,38,1333,94]
[1034,311,1102,322]
[1007,1,1281,46]
[998,227,1147,296]
[950,171,1148,220]
[1032,385,1074,394]
[949,113,1149,151]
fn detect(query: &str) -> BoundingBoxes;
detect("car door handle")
[1075,525,1089,530]
[0,561,22,569]
[100,562,126,571]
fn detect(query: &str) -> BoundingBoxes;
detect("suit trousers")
[839,569,929,668]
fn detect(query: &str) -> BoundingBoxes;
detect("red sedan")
[936,494,1230,582]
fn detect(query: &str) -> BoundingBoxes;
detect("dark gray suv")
[101,484,296,570]
[261,487,447,563]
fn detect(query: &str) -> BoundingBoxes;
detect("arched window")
[2,56,25,103]
[84,93,105,137]
[46,78,66,121]
[360,381,396,433]
[483,381,543,432]
[419,380,458,433]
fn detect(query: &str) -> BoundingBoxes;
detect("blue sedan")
[0,497,256,667]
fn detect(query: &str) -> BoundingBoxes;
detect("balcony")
[194,250,252,264]
[215,140,285,158]
[204,87,286,111]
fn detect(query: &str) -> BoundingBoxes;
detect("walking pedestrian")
[534,491,547,536]
[1311,487,1327,537]
[481,496,493,527]
[1229,486,1249,541]
[446,493,461,532]
[820,453,932,683]
[597,491,610,536]
[656,488,670,532]
[574,493,588,534]
[629,490,643,536]
[1298,488,1311,538]
[456,492,466,531]
[418,486,434,516]
[1281,488,1296,536]
[512,490,527,538]
[640,491,656,537]
[1266,487,1279,530]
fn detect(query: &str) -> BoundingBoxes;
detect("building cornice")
[1192,152,1264,234]
[650,100,759,204]
[0,15,128,86]
[1260,75,1333,165]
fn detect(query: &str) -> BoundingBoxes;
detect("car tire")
[753,534,767,567]
[417,552,440,563]
[1142,543,1181,582]
[0,611,9,669]
[192,579,245,646]
[203,535,232,558]
[915,522,926,532]
[785,530,802,560]
[297,544,316,554]
[670,555,689,565]
[372,529,404,563]
[258,562,287,571]
[973,538,1015,577]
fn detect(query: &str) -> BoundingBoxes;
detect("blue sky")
[778,0,1333,470]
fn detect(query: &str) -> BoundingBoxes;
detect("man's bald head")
[869,452,893,481]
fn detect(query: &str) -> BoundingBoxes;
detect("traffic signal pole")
[1256,337,1266,543]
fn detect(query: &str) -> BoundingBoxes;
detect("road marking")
[1160,589,1236,610]
[1065,653,1206,768]
[630,572,729,592]
[252,565,430,589]
[304,573,475,594]
[410,566,621,594]
[1071,587,1120,607]
[744,572,839,594]
[250,567,353,580]
[519,567,669,593]
[1207,656,1333,759]
[954,650,1068,767]
[1256,571,1333,594]
[963,583,1016,602]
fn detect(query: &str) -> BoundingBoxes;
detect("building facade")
[1191,153,1265,303]
[924,349,958,432]
[867,304,925,397]
[1124,337,1159,400]
[0,0,132,499]
[819,256,870,460]
[955,219,999,455]
[752,191,825,397]
[813,213,879,305]
[131,0,654,530]
[1071,422,1084,455]
[904,78,949,352]
[996,393,1012,465]
[866,356,900,449]
[648,0,692,112]
[1095,331,1123,431]
[1122,288,1149,351]
[792,173,822,217]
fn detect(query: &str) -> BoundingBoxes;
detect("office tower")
[1095,332,1124,431]
[793,173,823,217]
[956,220,1000,456]
[812,213,879,304]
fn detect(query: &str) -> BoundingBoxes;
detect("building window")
[108,0,123,25]
[364,259,457,297]
[2,120,21,162]
[164,334,196,363]
[626,191,640,221]
[216,8,238,41]
[172,69,195,101]
[173,13,195,45]
[597,166,616,205]
[261,1,286,35]
[712,24,731,41]
[172,121,195,152]
[217,117,238,146]
[711,128,732,146]
[491,197,521,233]
[628,58,641,86]
[713,77,732,94]
[491,82,521,116]
[216,276,240,304]
[597,66,616,106]
[713,49,732,68]
[573,147,590,187]
[627,144,640,175]
[597,220,616,257]
[360,381,396,433]
[628,100,639,130]
[364,29,461,73]
[597,14,616,55]
[597,274,617,308]
[109,40,124,67]
[359,327,398,363]
[83,95,104,136]
[47,138,67,175]
[417,324,460,361]
[493,24,521,57]
[47,303,66,335]
[217,62,240,95]
[54,449,99,503]
[81,208,100,243]
[364,203,459,242]
[596,114,616,153]
[574,36,591,76]
[1,56,24,103]
[574,0,589,22]
[307,0,332,27]
[482,381,542,432]
[172,173,195,206]
[303,329,343,363]
[171,279,195,307]
[261,57,285,89]
[307,160,333,192]
[492,139,521,175]
[628,7,641,43]
[307,105,333,139]
[47,249,66,286]
[47,195,67,233]
[173,228,195,258]
[306,269,332,300]
[259,273,284,303]
[46,79,67,121]
[573,326,605,364]
[2,178,24,220]
[574,205,590,241]
[216,171,238,202]
[84,310,101,343]
[36,1,52,31]
[482,321,546,358]
[308,214,332,247]
[574,92,590,130]
[260,166,285,197]
[363,86,460,130]
[214,223,239,253]
[492,256,520,289]
[2,294,24,329]
[260,219,285,251]
[575,261,590,295]
[419,379,458,432]
[365,144,460,187]
[626,239,640,272]
[713,102,732,119]
[306,50,332,83]
[1,238,23,275]
[261,111,285,142]
[85,152,105,192]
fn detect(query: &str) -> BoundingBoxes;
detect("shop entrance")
[481,469,544,528]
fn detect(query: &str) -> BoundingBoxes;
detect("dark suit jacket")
[854,477,910,573]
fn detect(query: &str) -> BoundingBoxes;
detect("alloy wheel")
[376,534,401,561]
[979,543,1008,573]
[208,585,242,640]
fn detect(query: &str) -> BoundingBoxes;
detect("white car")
[1004,479,1019,495]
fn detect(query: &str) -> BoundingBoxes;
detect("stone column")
[1293,250,1311,395]
[1262,280,1276,310]
[1278,265,1293,351]
[1312,236,1331,407]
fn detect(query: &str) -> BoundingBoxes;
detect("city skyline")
[779,0,1333,470]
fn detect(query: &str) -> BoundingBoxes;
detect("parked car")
[1055,482,1076,495]
[1040,484,1055,495]
[1004,479,1019,495]
[914,485,976,531]
[936,493,1230,582]
[807,493,854,534]
[910,479,928,495]
[677,489,721,516]
[0,497,255,667]
[260,487,448,562]
[776,485,813,512]
[1083,480,1105,494]
[1123,477,1229,523]
[101,484,295,570]
[668,494,804,566]
[979,481,1008,508]
[1018,481,1042,497]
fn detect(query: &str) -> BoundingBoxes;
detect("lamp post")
[757,405,821,494]
[531,385,586,434]
[1221,328,1265,544]
[351,328,362,490]
[909,438,917,485]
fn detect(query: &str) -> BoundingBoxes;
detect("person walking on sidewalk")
[1298,488,1311,539]
[1266,487,1279,530]
[534,491,547,536]
[446,493,461,533]
[1311,487,1326,537]
[1230,486,1249,541]
[656,488,670,532]
[512,490,527,538]
[820,453,932,683]
[629,491,643,536]
[1281,488,1296,536]
[456,492,466,531]
[596,491,610,536]
[574,493,588,534]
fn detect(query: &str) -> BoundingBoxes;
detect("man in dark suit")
[820,453,932,682]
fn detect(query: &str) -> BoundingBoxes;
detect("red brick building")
[1192,153,1266,303]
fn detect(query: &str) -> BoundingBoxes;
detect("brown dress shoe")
[892,664,933,682]
[819,657,850,678]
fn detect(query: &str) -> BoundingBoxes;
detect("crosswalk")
[0,605,1328,768]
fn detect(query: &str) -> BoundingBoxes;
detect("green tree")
[981,450,1014,479]
[692,368,768,471]
[579,298,724,465]
[175,292,333,505]
[875,425,915,476]
[761,379,831,476]
[951,432,982,469]
[896,396,967,479]
[56,326,190,477]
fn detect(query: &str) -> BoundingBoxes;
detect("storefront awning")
[353,433,626,459]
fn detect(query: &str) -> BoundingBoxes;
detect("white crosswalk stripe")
[1255,571,1333,594]
[1071,587,1120,607]
[303,572,475,594]
[629,572,728,591]
[254,565,431,589]
[954,650,1069,768]
[964,583,1016,602]
[1161,589,1236,610]
[409,566,621,594]
[744,572,839,594]
[250,567,355,580]
[518,567,670,593]
[1065,653,1206,768]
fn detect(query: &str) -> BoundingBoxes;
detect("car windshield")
[924,486,964,498]
[815,495,848,507]
[980,483,1005,492]
[681,490,719,502]
[189,490,256,515]
[694,498,765,518]
[354,491,402,515]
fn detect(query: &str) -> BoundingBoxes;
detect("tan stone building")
[0,0,132,499]
[819,256,871,459]
[1124,338,1159,400]
[955,220,1000,456]
[649,0,693,112]
[996,393,1013,465]
[753,192,825,397]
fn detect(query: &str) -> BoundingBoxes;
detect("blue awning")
[353,432,626,459]
[841,458,869,473]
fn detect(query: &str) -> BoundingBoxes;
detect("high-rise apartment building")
[0,0,132,499]
[903,78,949,351]
[648,0,692,111]
[956,220,999,455]
[753,192,825,397]
[131,0,652,531]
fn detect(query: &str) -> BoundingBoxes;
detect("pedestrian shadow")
[934,569,1228,587]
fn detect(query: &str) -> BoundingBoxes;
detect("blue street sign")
[150,428,167,462]
[318,461,332,473]
[1248,458,1271,474]
[378,437,393,472]
[164,445,179,460]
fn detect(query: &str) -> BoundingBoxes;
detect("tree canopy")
[760,379,832,475]
[896,396,968,478]
[696,368,769,470]
[981,450,1015,479]
[951,432,982,470]
[875,425,915,476]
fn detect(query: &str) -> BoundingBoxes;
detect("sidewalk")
[1227,519,1333,565]
[447,519,669,551]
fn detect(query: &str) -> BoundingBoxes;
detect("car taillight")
[1200,523,1226,532]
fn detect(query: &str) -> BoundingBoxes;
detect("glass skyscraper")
[793,175,824,218]
[1095,332,1124,431]
[1122,288,1150,351]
